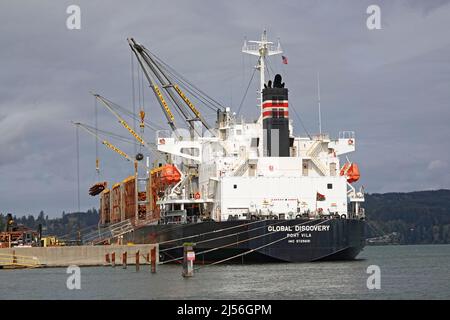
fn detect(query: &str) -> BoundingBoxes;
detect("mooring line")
[157,218,270,246]
[195,219,330,269]
[160,218,324,265]
[159,218,292,253]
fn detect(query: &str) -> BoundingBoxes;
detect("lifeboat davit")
[340,163,360,183]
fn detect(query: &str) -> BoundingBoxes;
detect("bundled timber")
[89,182,108,196]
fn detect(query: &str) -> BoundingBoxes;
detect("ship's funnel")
[262,74,289,157]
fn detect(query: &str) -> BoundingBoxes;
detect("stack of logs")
[89,182,107,196]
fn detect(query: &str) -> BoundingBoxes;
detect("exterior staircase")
[232,159,248,177]
[233,159,249,176]
[306,140,328,175]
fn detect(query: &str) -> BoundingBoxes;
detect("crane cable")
[94,96,100,179]
[236,65,257,116]
[139,66,145,154]
[151,52,222,111]
[75,122,146,146]
[96,94,163,131]
[131,50,137,155]
[150,50,224,111]
[75,126,80,213]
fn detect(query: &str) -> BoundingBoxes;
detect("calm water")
[1,244,449,299]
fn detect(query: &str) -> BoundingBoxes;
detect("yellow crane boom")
[92,93,152,150]
[72,122,133,162]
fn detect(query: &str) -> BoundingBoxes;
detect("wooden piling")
[135,250,140,272]
[150,247,156,273]
[111,252,116,267]
[122,251,127,269]
[105,253,110,265]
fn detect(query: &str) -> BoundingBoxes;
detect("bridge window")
[180,148,199,157]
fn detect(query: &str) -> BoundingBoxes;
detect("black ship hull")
[124,218,366,263]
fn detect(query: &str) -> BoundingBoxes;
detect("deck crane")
[73,121,142,197]
[72,121,134,162]
[127,38,214,135]
[92,92,155,154]
[127,39,178,133]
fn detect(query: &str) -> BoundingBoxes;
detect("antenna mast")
[317,72,322,134]
[242,30,282,116]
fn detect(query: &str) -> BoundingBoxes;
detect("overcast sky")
[1,0,449,217]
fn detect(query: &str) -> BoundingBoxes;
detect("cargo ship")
[81,31,366,263]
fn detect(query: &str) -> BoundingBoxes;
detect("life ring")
[194,192,201,200]
[348,139,354,145]
[341,214,347,219]
[295,214,301,219]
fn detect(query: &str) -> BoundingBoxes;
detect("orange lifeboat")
[340,163,360,183]
[160,164,181,185]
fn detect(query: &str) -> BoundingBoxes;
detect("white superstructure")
[151,31,365,223]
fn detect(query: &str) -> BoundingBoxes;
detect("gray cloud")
[0,0,449,217]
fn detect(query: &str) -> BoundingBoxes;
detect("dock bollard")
[122,251,127,269]
[111,252,116,267]
[150,247,157,273]
[135,250,140,272]
[182,243,195,278]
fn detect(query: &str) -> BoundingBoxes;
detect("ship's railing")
[156,130,173,139]
[0,253,41,268]
[242,43,280,52]
[339,131,355,139]
[311,133,330,140]
[82,219,134,245]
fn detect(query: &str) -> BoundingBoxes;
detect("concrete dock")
[0,244,158,268]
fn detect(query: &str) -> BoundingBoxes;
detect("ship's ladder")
[306,140,328,175]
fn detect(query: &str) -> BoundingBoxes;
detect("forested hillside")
[365,190,450,244]
[2,190,450,244]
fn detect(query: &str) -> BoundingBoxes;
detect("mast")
[317,72,322,135]
[242,30,283,115]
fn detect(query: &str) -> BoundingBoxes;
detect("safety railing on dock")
[0,253,41,269]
